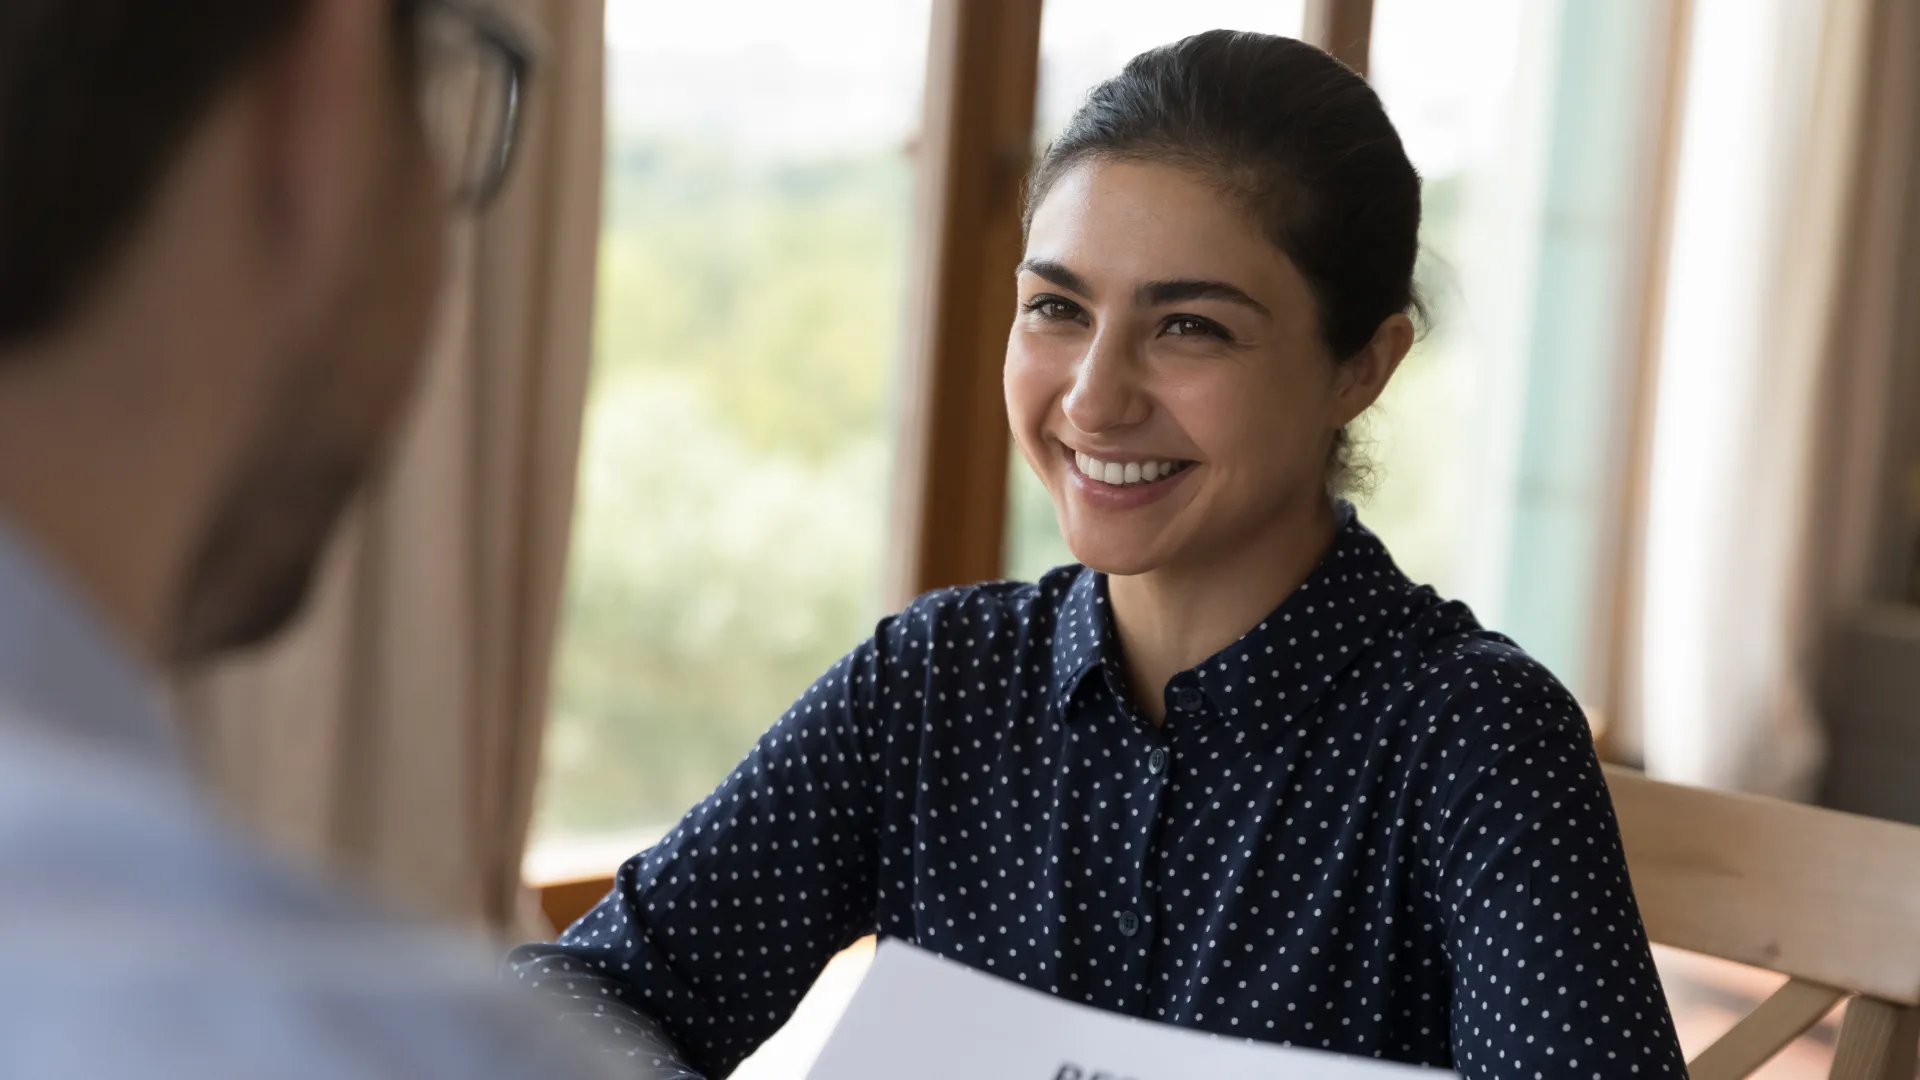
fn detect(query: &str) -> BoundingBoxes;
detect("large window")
[535,0,1670,853]
[532,0,933,861]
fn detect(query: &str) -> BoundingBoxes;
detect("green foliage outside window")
[537,135,911,837]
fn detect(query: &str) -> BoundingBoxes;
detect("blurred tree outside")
[536,132,911,838]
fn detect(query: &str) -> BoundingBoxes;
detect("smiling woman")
[1006,171,1396,722]
[510,29,1684,1080]
[1002,33,1420,723]
[1007,158,1396,581]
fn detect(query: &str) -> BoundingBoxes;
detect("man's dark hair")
[0,2,312,347]
[1025,30,1426,490]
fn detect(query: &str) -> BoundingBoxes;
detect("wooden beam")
[1607,764,1920,1006]
[886,0,1044,608]
[1303,0,1376,78]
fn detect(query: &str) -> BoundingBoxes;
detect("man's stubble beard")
[167,357,375,666]
[168,101,445,668]
[168,231,416,666]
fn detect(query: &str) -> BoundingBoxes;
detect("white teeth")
[1075,453,1189,486]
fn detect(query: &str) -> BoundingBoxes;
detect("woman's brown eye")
[1025,297,1078,321]
[1167,316,1221,337]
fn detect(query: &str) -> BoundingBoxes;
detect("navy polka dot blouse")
[510,508,1684,1078]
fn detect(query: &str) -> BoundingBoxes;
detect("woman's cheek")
[1188,364,1311,461]
[1156,374,1240,456]
[1004,333,1068,431]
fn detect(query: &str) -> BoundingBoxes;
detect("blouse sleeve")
[506,610,918,1077]
[1426,661,1686,1079]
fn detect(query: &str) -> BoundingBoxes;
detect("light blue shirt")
[0,520,613,1079]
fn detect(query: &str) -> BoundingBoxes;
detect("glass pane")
[1004,1,1308,584]
[533,0,932,855]
[1365,0,1664,701]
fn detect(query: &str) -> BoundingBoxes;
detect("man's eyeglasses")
[407,0,537,209]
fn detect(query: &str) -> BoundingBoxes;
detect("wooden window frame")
[884,0,1045,607]
[1303,0,1375,76]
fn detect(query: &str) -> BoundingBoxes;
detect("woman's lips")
[1061,443,1197,510]
[1071,449,1195,487]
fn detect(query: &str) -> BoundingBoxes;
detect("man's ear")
[1332,312,1416,427]
[248,0,391,314]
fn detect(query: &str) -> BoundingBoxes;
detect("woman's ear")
[1332,313,1415,426]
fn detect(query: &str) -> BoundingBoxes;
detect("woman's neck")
[1108,496,1341,725]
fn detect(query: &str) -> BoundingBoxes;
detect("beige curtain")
[179,0,606,930]
[1632,0,1917,796]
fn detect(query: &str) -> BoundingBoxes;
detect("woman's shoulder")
[1385,616,1608,848]
[886,565,1088,633]
[872,564,1092,657]
[1393,604,1588,747]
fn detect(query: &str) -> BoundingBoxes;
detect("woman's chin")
[1064,537,1167,578]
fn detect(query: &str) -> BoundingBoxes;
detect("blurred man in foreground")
[0,1,609,1075]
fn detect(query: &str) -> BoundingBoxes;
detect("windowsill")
[522,828,661,888]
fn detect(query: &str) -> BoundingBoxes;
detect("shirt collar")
[1048,503,1417,721]
[0,517,179,762]
[1047,567,1110,709]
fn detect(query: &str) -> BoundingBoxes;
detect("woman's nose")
[1061,331,1149,434]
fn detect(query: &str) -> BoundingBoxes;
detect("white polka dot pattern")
[509,510,1684,1079]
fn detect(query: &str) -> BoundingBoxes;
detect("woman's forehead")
[1024,159,1300,301]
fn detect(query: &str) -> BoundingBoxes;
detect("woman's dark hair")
[1025,30,1424,491]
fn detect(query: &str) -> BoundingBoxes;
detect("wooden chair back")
[1605,764,1920,1079]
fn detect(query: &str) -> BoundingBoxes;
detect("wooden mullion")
[1303,0,1375,77]
[886,0,1045,608]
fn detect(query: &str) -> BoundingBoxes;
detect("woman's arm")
[508,618,913,1077]
[1428,670,1686,1079]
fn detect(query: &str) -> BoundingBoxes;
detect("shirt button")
[1173,687,1204,712]
[1147,747,1168,775]
[1117,910,1140,937]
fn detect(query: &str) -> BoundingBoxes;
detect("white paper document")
[804,941,1448,1079]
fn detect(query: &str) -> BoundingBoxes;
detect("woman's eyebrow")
[1015,258,1093,297]
[1138,278,1272,318]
